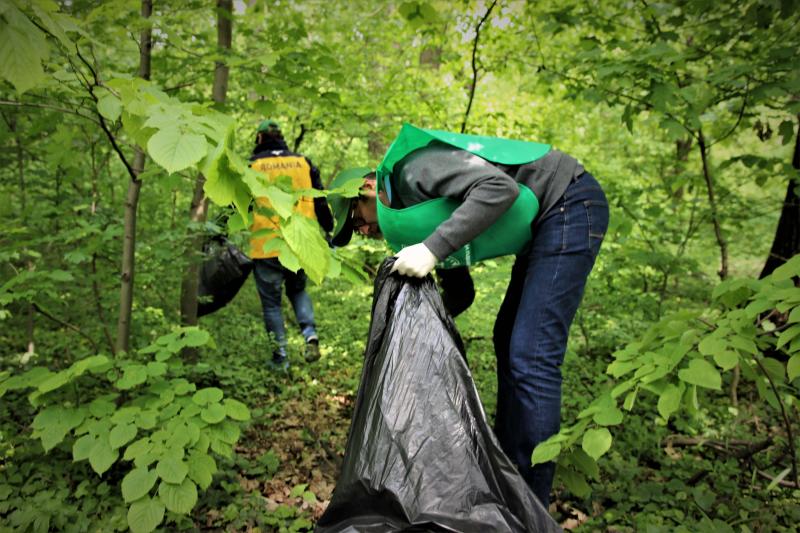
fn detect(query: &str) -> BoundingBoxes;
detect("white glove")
[391,243,438,278]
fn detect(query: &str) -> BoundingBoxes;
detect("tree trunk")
[115,0,152,354]
[760,114,800,278]
[179,0,232,327]
[12,116,35,360]
[698,128,729,280]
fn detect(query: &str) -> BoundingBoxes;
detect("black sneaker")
[268,352,289,372]
[304,337,321,362]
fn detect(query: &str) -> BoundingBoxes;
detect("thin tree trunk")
[760,114,800,278]
[460,0,497,134]
[90,141,116,354]
[180,0,232,327]
[698,128,729,280]
[12,117,36,360]
[115,0,152,354]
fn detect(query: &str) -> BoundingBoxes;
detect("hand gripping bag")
[316,259,560,533]
[197,238,254,317]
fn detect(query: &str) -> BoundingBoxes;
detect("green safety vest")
[376,124,551,268]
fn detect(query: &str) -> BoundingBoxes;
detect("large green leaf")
[117,364,148,390]
[72,434,96,461]
[201,402,226,424]
[223,398,250,421]
[89,436,118,475]
[122,468,158,503]
[156,457,188,484]
[0,4,48,94]
[192,387,223,406]
[788,354,800,381]
[582,428,613,460]
[657,382,684,420]
[147,126,207,174]
[127,497,165,533]
[110,423,138,449]
[187,452,217,490]
[157,479,198,514]
[531,440,561,465]
[282,215,330,284]
[678,359,722,390]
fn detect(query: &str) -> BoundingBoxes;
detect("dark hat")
[257,119,281,133]
[328,167,373,247]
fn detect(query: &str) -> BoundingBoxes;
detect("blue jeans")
[492,172,609,507]
[252,258,317,360]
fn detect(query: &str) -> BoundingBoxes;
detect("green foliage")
[534,255,800,503]
[0,327,250,532]
[1,0,798,530]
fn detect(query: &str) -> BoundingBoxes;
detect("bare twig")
[752,356,799,488]
[0,100,102,126]
[32,302,100,353]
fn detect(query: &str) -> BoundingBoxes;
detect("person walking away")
[249,120,333,369]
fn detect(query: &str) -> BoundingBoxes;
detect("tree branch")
[32,302,99,354]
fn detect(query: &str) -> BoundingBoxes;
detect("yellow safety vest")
[249,155,316,259]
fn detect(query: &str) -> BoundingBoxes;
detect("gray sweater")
[389,143,584,260]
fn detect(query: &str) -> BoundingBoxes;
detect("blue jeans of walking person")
[252,258,318,363]
[493,171,609,508]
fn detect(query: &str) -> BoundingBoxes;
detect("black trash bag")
[197,238,253,317]
[316,259,561,533]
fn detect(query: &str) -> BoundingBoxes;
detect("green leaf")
[282,214,330,284]
[89,436,118,475]
[678,359,722,390]
[759,357,785,381]
[289,483,308,498]
[127,497,165,533]
[110,423,138,449]
[531,440,562,465]
[558,467,592,498]
[777,324,800,350]
[156,457,188,484]
[261,185,295,220]
[582,428,613,460]
[698,336,726,357]
[223,399,250,421]
[772,254,800,281]
[567,448,599,480]
[592,404,623,426]
[657,383,684,420]
[192,387,223,406]
[146,362,167,377]
[73,434,96,461]
[117,364,148,390]
[778,120,796,145]
[0,4,48,94]
[97,91,122,122]
[187,452,217,490]
[147,126,207,174]
[713,350,739,371]
[38,423,68,452]
[181,327,211,347]
[122,468,158,503]
[201,403,226,424]
[157,479,198,514]
[89,397,117,418]
[788,354,800,381]
[124,437,151,461]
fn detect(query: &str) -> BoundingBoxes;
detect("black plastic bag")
[316,259,560,533]
[197,238,253,317]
